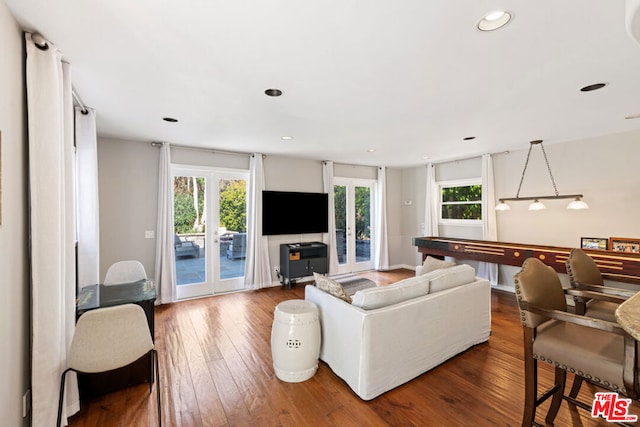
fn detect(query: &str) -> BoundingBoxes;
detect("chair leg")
[57,368,72,427]
[568,375,583,399]
[545,367,566,424]
[154,349,162,427]
[522,328,537,427]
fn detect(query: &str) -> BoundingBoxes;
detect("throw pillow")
[419,256,456,275]
[314,272,352,303]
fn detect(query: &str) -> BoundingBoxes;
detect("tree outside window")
[440,184,482,221]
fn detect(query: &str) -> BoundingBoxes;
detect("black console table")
[75,280,156,399]
[280,242,328,288]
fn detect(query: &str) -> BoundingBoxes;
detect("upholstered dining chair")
[565,248,635,321]
[564,248,637,398]
[514,257,638,426]
[104,260,147,285]
[56,304,161,427]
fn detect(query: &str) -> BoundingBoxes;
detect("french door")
[172,165,248,300]
[334,178,375,274]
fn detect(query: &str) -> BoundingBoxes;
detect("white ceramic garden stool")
[271,299,321,383]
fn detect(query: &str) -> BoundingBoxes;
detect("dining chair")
[514,257,638,426]
[564,248,638,398]
[104,260,147,285]
[565,248,635,321]
[56,304,161,427]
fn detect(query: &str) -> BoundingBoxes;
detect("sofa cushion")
[427,264,476,293]
[418,256,456,275]
[351,274,429,310]
[314,273,352,303]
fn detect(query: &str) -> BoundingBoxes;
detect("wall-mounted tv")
[262,190,329,235]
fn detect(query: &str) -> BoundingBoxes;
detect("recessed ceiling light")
[162,117,178,123]
[281,136,293,140]
[265,88,283,97]
[422,156,430,160]
[463,136,476,141]
[580,82,608,92]
[625,113,640,120]
[367,148,376,153]
[477,10,512,31]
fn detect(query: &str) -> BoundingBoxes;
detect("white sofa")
[304,264,491,400]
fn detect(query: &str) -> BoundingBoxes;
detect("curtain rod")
[31,33,89,115]
[150,142,256,158]
[426,149,510,167]
[72,87,89,115]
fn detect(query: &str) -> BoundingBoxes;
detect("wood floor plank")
[68,269,640,426]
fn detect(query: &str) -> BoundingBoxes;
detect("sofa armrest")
[305,285,369,389]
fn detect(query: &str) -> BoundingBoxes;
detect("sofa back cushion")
[427,264,476,293]
[351,275,429,310]
[418,256,456,275]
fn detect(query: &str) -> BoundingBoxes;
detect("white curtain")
[477,154,499,285]
[322,161,339,274]
[245,154,272,288]
[424,163,439,236]
[75,107,100,288]
[374,166,390,270]
[26,33,79,426]
[154,143,177,303]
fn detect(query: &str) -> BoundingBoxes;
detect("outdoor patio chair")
[226,233,246,260]
[174,234,200,258]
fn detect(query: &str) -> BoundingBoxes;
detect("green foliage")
[334,185,346,231]
[333,185,370,240]
[219,180,246,232]
[355,187,371,240]
[174,193,196,234]
[441,185,482,220]
[441,185,481,202]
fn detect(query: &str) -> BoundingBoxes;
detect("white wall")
[97,138,160,279]
[0,3,30,425]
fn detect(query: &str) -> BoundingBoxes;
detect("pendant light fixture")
[495,140,588,211]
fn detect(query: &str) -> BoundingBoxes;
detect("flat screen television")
[262,190,329,235]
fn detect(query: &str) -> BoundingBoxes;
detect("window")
[439,180,482,223]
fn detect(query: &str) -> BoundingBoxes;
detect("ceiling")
[6,0,640,167]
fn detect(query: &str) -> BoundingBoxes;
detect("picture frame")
[609,237,640,253]
[580,237,609,251]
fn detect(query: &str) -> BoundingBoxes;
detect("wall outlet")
[23,389,31,418]
[145,230,155,239]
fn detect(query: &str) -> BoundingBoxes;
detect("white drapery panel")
[322,161,339,274]
[75,107,100,288]
[424,163,439,236]
[245,153,272,289]
[26,33,79,426]
[477,154,499,285]
[374,166,389,270]
[154,143,177,303]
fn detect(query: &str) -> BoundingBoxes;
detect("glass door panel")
[334,184,347,265]
[216,176,246,293]
[334,179,375,273]
[173,167,247,299]
[173,175,207,288]
[354,186,371,264]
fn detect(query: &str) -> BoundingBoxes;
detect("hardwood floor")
[68,269,640,426]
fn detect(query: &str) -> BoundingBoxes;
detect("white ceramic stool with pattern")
[271,299,321,382]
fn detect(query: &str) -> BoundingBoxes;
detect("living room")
[3,1,640,426]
